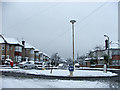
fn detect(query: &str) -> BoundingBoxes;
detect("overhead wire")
[4,2,62,31]
[75,1,118,56]
[44,1,109,51]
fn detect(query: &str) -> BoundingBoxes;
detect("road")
[1,75,118,88]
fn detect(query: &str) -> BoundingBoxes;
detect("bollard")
[103,64,107,73]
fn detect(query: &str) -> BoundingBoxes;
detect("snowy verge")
[0,68,118,77]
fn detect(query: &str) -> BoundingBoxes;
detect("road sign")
[69,66,74,72]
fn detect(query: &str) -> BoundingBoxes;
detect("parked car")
[18,61,35,69]
[4,58,12,65]
[34,61,47,69]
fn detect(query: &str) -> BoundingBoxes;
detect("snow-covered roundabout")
[1,68,119,88]
[0,68,118,77]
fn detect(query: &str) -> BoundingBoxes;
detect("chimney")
[22,41,25,47]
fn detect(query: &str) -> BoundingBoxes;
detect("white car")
[34,61,47,69]
[19,61,35,69]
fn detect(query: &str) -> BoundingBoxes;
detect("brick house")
[34,49,39,62]
[39,52,43,62]
[0,37,23,64]
[111,48,120,67]
[21,41,35,62]
[0,35,50,65]
[85,48,120,68]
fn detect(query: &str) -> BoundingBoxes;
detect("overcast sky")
[2,1,118,59]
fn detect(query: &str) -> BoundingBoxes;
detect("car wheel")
[35,66,37,69]
[24,66,28,69]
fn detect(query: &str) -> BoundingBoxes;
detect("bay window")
[15,46,22,52]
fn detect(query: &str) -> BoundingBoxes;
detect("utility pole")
[70,20,76,68]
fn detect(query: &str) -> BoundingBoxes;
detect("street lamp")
[104,34,110,67]
[70,20,76,68]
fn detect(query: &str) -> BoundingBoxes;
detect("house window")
[112,50,120,55]
[1,55,5,60]
[7,55,9,59]
[19,47,22,52]
[1,55,9,60]
[36,53,39,56]
[30,50,34,54]
[30,58,34,61]
[7,45,9,51]
[15,46,18,51]
[15,56,22,62]
[112,60,120,66]
[15,46,22,52]
[2,44,5,50]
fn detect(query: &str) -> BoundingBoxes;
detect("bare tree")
[50,53,60,74]
[66,58,73,65]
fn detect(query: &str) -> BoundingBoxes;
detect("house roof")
[0,37,22,46]
[85,57,96,61]
[34,49,39,52]
[39,51,43,54]
[110,42,118,49]
[24,42,35,49]
[85,58,91,61]
[98,57,104,60]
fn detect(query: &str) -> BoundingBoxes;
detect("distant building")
[84,48,120,68]
[39,52,43,62]
[111,48,120,66]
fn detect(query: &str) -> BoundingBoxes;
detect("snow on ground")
[0,68,117,77]
[78,67,120,71]
[2,76,111,88]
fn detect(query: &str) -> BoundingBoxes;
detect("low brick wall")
[109,66,120,69]
[81,65,120,69]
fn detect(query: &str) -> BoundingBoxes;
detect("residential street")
[0,0,120,89]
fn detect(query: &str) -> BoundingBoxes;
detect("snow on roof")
[39,52,43,54]
[85,58,91,61]
[85,57,96,61]
[43,53,48,56]
[0,37,22,46]
[59,63,63,66]
[6,38,22,45]
[0,38,5,43]
[34,49,39,52]
[0,34,8,42]
[91,50,94,52]
[110,42,118,49]
[43,53,50,58]
[98,57,104,60]
[75,63,79,66]
[24,43,35,49]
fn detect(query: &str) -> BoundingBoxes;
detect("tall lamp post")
[70,20,76,68]
[104,35,110,67]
